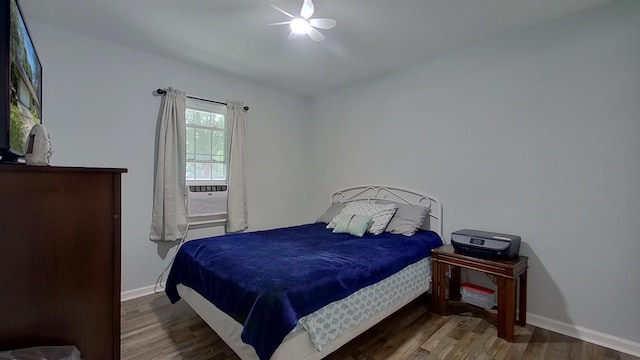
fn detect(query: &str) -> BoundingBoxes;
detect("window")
[185,98,227,184]
[185,98,228,226]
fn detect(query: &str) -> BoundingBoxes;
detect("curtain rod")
[156,88,249,112]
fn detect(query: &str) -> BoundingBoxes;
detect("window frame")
[185,98,228,186]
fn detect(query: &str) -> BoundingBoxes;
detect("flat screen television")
[0,0,42,163]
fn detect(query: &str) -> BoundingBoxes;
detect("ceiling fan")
[269,0,337,41]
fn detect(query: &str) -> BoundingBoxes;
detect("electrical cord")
[154,220,191,293]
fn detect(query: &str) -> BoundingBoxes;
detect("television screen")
[9,0,42,156]
[0,0,42,162]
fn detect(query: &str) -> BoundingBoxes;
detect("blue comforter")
[165,222,442,360]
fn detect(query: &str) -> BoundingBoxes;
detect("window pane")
[195,128,212,157]
[212,114,225,129]
[186,127,195,159]
[212,130,225,159]
[193,109,203,126]
[204,112,216,127]
[187,162,226,180]
[195,162,211,180]
[197,109,215,126]
[212,163,225,180]
[186,109,195,124]
[186,162,195,180]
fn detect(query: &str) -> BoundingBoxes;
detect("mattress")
[176,257,432,360]
[165,222,442,360]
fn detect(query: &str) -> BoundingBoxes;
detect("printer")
[451,229,521,260]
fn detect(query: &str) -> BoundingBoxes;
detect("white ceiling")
[20,0,610,97]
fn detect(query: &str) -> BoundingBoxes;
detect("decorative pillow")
[316,202,346,224]
[332,214,373,237]
[376,200,430,236]
[327,202,397,235]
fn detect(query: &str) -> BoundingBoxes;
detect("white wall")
[310,0,639,348]
[27,21,314,293]
[24,0,640,353]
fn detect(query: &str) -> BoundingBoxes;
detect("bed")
[165,185,444,360]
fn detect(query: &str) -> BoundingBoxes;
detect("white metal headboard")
[331,185,443,239]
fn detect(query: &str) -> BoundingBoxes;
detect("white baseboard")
[527,313,640,358]
[121,283,165,302]
[120,285,640,358]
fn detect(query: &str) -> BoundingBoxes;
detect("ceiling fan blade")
[300,0,315,19]
[309,18,336,30]
[288,32,298,40]
[268,21,292,26]
[307,27,324,41]
[270,4,295,18]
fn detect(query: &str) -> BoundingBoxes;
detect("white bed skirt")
[176,260,432,360]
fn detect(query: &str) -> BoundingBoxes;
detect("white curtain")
[226,101,248,232]
[149,88,188,241]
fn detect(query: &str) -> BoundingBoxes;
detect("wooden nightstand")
[431,245,528,342]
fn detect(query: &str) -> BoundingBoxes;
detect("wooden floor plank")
[121,292,639,360]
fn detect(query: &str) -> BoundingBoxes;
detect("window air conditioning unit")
[187,185,227,227]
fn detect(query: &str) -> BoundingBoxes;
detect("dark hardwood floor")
[121,292,637,360]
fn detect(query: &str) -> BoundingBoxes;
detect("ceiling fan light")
[290,18,311,34]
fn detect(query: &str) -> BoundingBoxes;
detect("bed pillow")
[316,202,346,224]
[332,214,373,237]
[327,202,397,235]
[376,200,430,236]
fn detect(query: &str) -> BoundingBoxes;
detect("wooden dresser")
[0,165,127,360]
